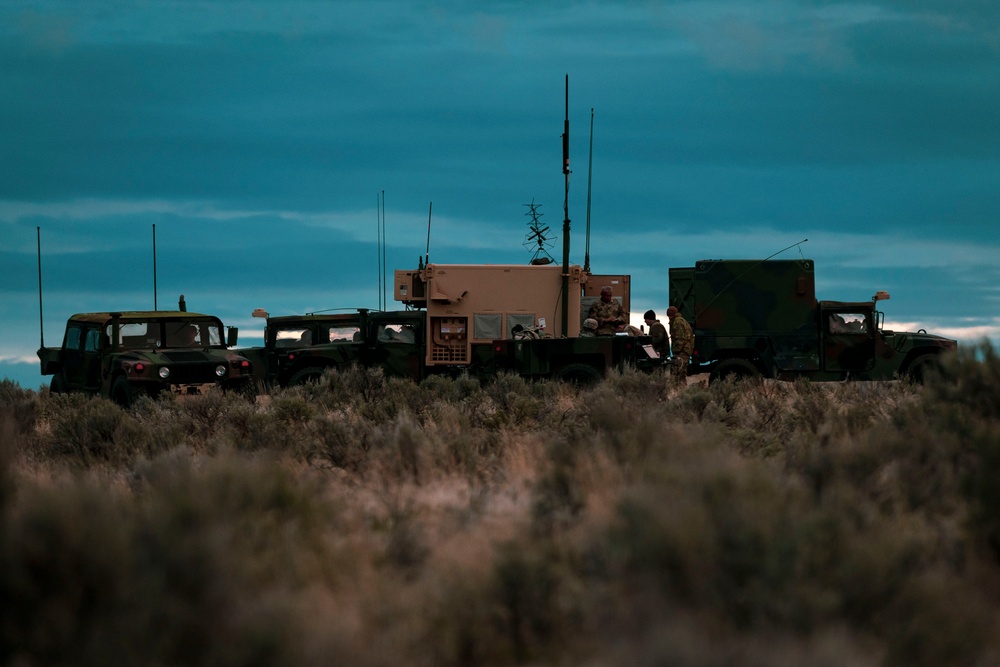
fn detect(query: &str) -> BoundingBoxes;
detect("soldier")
[667,306,693,385]
[580,318,598,337]
[587,286,627,335]
[643,309,668,358]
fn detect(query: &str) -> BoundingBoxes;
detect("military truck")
[668,258,957,382]
[38,308,255,405]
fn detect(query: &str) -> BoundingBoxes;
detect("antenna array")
[522,199,554,264]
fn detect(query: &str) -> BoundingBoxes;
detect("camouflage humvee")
[668,259,958,382]
[38,310,254,406]
[240,309,426,387]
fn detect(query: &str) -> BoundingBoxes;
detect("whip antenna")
[37,227,44,348]
[584,107,593,274]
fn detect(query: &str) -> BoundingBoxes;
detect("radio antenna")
[584,107,593,274]
[37,227,44,348]
[381,191,387,310]
[560,74,572,335]
[425,201,433,267]
[152,223,158,310]
[376,192,383,310]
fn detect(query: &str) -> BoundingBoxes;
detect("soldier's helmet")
[582,318,598,331]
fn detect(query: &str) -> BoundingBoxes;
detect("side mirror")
[227,327,239,347]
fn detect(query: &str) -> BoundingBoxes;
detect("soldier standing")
[588,286,628,335]
[643,309,668,358]
[667,306,693,385]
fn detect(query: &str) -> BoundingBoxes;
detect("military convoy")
[36,257,957,404]
[38,301,255,406]
[668,258,958,383]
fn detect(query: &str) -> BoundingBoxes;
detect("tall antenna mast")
[381,191,387,310]
[152,223,158,310]
[584,108,593,274]
[376,192,383,310]
[37,227,44,348]
[560,74,572,336]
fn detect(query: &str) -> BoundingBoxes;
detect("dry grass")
[1,345,999,666]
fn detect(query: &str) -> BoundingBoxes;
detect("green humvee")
[38,311,254,405]
[240,309,426,388]
[668,259,958,382]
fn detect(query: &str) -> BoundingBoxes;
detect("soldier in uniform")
[643,309,668,358]
[667,306,693,385]
[580,318,598,337]
[587,286,627,335]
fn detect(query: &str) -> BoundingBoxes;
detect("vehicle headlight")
[159,367,171,379]
[215,365,227,377]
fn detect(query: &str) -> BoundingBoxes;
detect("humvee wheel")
[557,363,602,386]
[710,358,760,384]
[906,354,940,384]
[288,366,326,387]
[50,373,68,394]
[111,376,136,407]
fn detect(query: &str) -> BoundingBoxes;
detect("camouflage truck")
[38,309,254,406]
[668,258,958,382]
[241,308,443,386]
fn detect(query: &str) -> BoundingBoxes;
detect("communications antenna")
[522,199,554,264]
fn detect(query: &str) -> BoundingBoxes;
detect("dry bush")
[4,349,1000,666]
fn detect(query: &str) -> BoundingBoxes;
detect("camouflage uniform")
[588,298,628,336]
[647,319,668,358]
[669,312,694,384]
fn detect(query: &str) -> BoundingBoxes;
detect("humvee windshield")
[108,319,223,349]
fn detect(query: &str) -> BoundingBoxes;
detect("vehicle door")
[60,323,86,389]
[81,325,104,391]
[822,309,876,372]
[371,319,423,380]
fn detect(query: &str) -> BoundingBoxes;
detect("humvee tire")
[710,358,760,384]
[288,366,326,387]
[111,376,136,407]
[50,373,67,394]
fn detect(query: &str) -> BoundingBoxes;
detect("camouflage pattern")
[474,333,664,383]
[668,313,694,356]
[241,309,426,387]
[646,319,668,357]
[38,310,253,406]
[667,259,958,382]
[587,298,628,335]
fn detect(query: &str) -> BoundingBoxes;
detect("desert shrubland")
[1,344,998,666]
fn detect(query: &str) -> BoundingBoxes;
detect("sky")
[2,0,998,389]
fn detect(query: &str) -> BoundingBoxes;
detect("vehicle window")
[328,326,360,342]
[84,328,101,352]
[378,323,416,343]
[275,327,311,347]
[115,321,152,348]
[829,313,867,334]
[65,325,82,351]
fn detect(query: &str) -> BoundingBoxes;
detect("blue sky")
[2,1,998,388]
